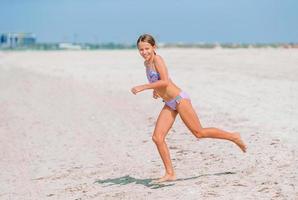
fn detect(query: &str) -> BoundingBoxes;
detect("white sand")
[0,49,297,199]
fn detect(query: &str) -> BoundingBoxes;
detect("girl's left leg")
[176,99,247,152]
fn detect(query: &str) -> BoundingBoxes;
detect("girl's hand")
[131,85,146,95]
[153,90,160,99]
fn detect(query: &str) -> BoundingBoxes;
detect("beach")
[0,48,297,199]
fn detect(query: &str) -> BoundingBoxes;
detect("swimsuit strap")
[146,62,159,73]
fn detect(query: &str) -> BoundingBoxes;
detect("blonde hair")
[137,34,156,47]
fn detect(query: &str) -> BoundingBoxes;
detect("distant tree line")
[0,42,297,50]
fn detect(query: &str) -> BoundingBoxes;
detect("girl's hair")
[137,34,156,47]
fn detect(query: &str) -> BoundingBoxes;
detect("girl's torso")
[146,66,181,101]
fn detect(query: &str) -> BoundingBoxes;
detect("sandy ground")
[0,49,297,199]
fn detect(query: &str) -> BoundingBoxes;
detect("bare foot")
[154,173,176,183]
[233,133,247,153]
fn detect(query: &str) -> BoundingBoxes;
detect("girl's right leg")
[152,105,178,182]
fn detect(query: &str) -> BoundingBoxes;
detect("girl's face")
[137,41,156,61]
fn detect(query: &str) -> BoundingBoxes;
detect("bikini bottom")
[164,91,190,111]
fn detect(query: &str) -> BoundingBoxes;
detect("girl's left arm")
[131,56,169,94]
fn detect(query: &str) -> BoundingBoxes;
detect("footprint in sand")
[232,180,247,187]
[257,187,270,193]
[270,139,280,146]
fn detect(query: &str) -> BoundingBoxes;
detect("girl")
[131,34,246,183]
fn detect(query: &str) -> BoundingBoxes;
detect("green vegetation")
[0,42,297,51]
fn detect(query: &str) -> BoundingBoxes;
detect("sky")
[1,0,298,43]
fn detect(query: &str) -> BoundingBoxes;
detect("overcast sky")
[1,0,297,43]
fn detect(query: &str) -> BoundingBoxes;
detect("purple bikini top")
[146,67,160,83]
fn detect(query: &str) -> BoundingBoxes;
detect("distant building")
[0,32,36,48]
[58,43,82,50]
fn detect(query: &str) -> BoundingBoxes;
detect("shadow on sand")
[95,171,236,189]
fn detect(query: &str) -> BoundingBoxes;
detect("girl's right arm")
[131,55,169,95]
[153,90,160,99]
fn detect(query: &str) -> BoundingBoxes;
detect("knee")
[152,134,165,145]
[192,129,206,139]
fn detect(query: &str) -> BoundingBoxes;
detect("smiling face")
[137,41,156,62]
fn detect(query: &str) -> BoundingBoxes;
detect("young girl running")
[131,34,247,183]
